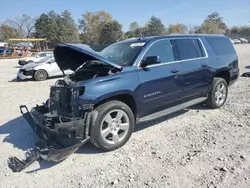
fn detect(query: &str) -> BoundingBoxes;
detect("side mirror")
[141,56,161,68]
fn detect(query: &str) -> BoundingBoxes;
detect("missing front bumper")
[8,105,92,172]
[8,138,90,172]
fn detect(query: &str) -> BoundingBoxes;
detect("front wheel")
[34,69,48,81]
[90,100,135,152]
[206,77,228,108]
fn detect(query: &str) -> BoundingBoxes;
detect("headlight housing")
[71,87,85,99]
[24,68,33,71]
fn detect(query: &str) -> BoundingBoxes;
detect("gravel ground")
[0,44,250,188]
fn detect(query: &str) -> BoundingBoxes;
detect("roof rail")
[138,31,145,40]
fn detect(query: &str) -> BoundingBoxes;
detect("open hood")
[54,44,122,71]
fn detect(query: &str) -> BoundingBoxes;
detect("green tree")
[0,25,21,41]
[196,21,224,34]
[144,16,166,36]
[58,10,80,43]
[167,23,187,34]
[231,26,241,35]
[34,10,80,44]
[34,12,55,40]
[240,26,250,37]
[99,20,123,44]
[129,21,139,31]
[125,27,144,38]
[196,12,227,34]
[78,11,112,44]
[205,12,227,30]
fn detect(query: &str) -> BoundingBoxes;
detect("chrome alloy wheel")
[215,82,227,106]
[100,109,130,145]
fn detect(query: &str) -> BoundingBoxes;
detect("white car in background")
[17,55,73,81]
[18,51,53,65]
[240,38,249,43]
[233,39,241,44]
[0,42,8,47]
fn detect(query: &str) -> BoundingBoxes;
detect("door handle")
[171,69,180,73]
[201,64,208,67]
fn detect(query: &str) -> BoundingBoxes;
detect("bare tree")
[23,14,36,37]
[4,14,35,38]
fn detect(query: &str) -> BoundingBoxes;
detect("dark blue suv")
[10,34,239,171]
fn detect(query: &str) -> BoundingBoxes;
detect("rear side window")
[205,37,235,55]
[143,40,174,63]
[170,39,204,61]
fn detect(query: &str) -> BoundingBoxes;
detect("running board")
[138,97,207,123]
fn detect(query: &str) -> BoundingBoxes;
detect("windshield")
[99,41,145,66]
[36,55,53,63]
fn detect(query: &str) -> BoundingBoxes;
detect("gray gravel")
[0,44,250,188]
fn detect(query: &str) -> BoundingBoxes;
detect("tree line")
[0,10,249,46]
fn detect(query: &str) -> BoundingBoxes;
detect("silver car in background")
[17,55,73,81]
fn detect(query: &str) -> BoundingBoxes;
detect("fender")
[214,67,231,77]
[93,90,136,104]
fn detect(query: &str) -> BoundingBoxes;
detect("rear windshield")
[100,41,145,66]
[205,37,235,55]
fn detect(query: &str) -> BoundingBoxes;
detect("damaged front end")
[8,43,121,172]
[8,84,96,172]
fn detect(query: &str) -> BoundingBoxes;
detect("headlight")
[71,87,85,99]
[24,68,33,71]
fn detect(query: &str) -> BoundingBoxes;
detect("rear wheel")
[206,77,228,108]
[34,69,48,81]
[90,100,135,152]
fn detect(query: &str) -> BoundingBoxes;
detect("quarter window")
[143,40,174,63]
[205,37,235,55]
[170,39,204,61]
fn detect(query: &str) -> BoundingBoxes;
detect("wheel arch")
[214,68,231,85]
[93,93,138,119]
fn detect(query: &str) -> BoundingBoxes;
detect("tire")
[206,77,228,108]
[90,100,135,152]
[34,69,48,81]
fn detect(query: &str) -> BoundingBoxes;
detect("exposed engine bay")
[58,60,121,86]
